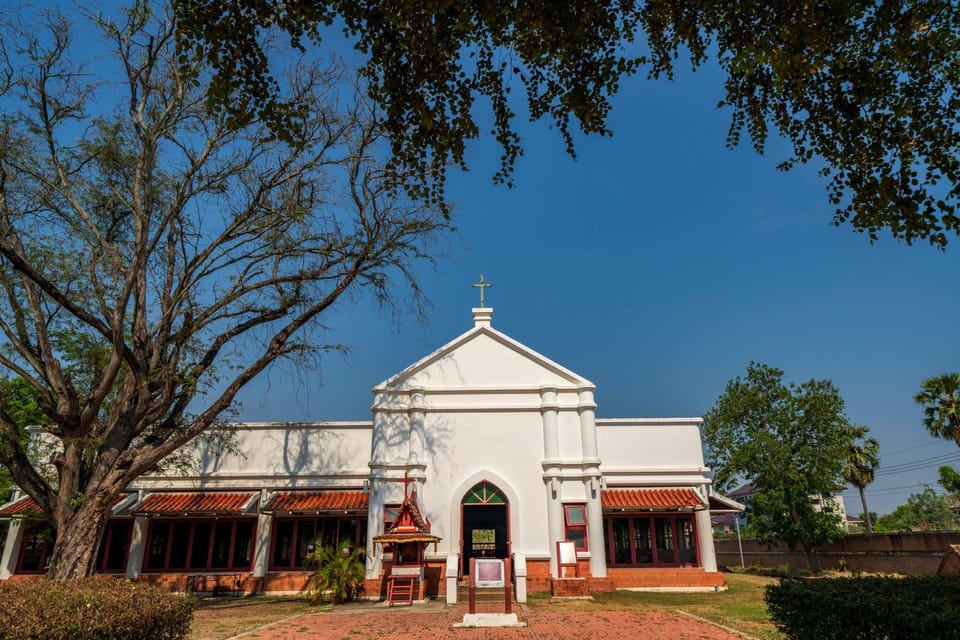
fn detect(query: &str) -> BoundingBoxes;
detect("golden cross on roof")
[472,273,492,307]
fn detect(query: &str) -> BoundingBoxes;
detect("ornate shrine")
[371,475,440,605]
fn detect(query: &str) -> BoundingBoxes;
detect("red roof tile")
[0,493,129,518]
[264,491,368,514]
[0,496,40,517]
[602,488,704,510]
[134,492,255,516]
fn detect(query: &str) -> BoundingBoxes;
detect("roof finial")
[472,273,492,308]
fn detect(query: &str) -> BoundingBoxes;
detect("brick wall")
[606,567,726,589]
[715,531,960,574]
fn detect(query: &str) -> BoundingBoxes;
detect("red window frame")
[95,519,133,574]
[15,521,54,575]
[603,514,699,567]
[269,515,367,571]
[141,518,255,573]
[563,504,589,551]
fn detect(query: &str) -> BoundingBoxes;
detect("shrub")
[766,575,960,640]
[0,577,195,640]
[305,541,365,604]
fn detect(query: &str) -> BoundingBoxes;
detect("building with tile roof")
[0,307,737,597]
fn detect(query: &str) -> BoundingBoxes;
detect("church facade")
[0,307,734,597]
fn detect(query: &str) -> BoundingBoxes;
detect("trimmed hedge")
[0,578,195,640]
[766,575,960,640]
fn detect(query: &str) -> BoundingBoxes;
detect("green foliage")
[0,377,45,503]
[703,362,857,571]
[875,486,960,532]
[766,576,960,640]
[0,578,195,640]
[305,541,366,604]
[843,429,880,533]
[175,1,960,246]
[939,465,960,495]
[915,372,960,445]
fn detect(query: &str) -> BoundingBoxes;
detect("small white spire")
[472,307,493,327]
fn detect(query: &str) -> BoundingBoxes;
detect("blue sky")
[235,60,960,516]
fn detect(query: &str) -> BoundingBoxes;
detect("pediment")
[376,325,591,391]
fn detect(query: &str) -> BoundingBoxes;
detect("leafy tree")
[938,465,960,495]
[174,1,960,247]
[0,4,445,579]
[703,362,858,573]
[0,378,45,503]
[876,487,960,532]
[915,373,960,444]
[843,429,880,534]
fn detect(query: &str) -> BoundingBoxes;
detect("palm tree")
[914,373,960,445]
[843,432,880,534]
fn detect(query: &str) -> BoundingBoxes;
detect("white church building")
[0,306,735,598]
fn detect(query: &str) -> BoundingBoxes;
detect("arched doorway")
[460,481,509,576]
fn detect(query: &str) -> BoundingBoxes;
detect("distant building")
[713,482,848,533]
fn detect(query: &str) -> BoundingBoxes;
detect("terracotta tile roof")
[602,488,704,511]
[0,496,41,517]
[133,492,256,516]
[0,493,129,518]
[263,491,368,514]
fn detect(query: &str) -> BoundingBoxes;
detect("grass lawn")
[190,596,325,640]
[525,573,782,640]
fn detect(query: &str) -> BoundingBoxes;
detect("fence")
[715,531,960,574]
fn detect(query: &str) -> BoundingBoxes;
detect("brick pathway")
[234,604,745,639]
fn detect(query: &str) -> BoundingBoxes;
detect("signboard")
[558,541,577,566]
[474,558,505,588]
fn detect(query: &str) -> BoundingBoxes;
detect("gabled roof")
[375,313,592,390]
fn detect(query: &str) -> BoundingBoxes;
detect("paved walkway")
[233,603,746,639]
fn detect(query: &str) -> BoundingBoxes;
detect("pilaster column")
[0,519,23,579]
[366,480,384,579]
[577,388,605,576]
[252,510,273,578]
[578,388,599,461]
[125,516,148,579]
[585,479,606,577]
[408,389,425,465]
[540,385,563,577]
[695,509,718,572]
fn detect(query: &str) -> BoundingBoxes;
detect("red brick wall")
[606,567,725,589]
[715,532,960,574]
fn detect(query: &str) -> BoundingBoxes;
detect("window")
[564,504,588,551]
[603,515,698,567]
[95,520,132,573]
[270,516,367,570]
[143,519,255,572]
[16,522,54,574]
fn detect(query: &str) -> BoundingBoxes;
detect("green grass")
[526,573,782,639]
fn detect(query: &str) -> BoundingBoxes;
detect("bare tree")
[0,3,446,579]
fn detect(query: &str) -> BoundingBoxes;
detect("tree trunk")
[801,543,822,574]
[44,502,111,580]
[859,486,873,534]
